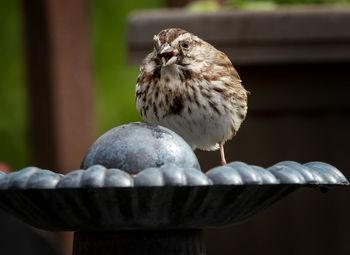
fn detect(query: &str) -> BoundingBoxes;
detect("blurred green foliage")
[273,0,350,3]
[187,0,221,12]
[229,0,350,9]
[0,0,28,171]
[89,0,164,135]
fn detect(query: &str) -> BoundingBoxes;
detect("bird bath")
[0,123,348,255]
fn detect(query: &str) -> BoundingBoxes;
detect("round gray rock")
[81,122,201,174]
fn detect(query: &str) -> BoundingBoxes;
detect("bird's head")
[152,28,205,67]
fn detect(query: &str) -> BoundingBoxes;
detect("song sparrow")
[135,28,248,166]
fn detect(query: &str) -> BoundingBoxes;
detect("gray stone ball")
[81,122,201,174]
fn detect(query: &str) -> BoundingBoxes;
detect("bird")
[135,28,248,166]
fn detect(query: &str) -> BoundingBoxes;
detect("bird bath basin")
[0,123,347,255]
[0,161,347,255]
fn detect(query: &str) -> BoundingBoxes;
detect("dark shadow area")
[0,210,62,255]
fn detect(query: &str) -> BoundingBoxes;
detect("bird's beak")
[159,43,179,66]
[160,43,172,55]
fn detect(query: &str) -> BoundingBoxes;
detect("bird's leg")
[219,142,227,166]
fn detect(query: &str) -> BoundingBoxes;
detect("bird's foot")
[219,142,227,166]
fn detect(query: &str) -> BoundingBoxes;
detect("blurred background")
[0,0,350,254]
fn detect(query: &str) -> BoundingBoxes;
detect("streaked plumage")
[135,28,248,165]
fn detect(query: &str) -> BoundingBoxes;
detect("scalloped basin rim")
[0,161,348,190]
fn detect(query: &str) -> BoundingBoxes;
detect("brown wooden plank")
[22,0,94,254]
[126,9,350,65]
[23,0,94,174]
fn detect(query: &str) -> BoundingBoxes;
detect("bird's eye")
[182,41,189,48]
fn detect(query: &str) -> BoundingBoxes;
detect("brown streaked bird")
[135,28,248,166]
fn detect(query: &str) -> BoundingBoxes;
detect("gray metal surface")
[0,161,347,189]
[81,122,201,174]
[0,161,347,231]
